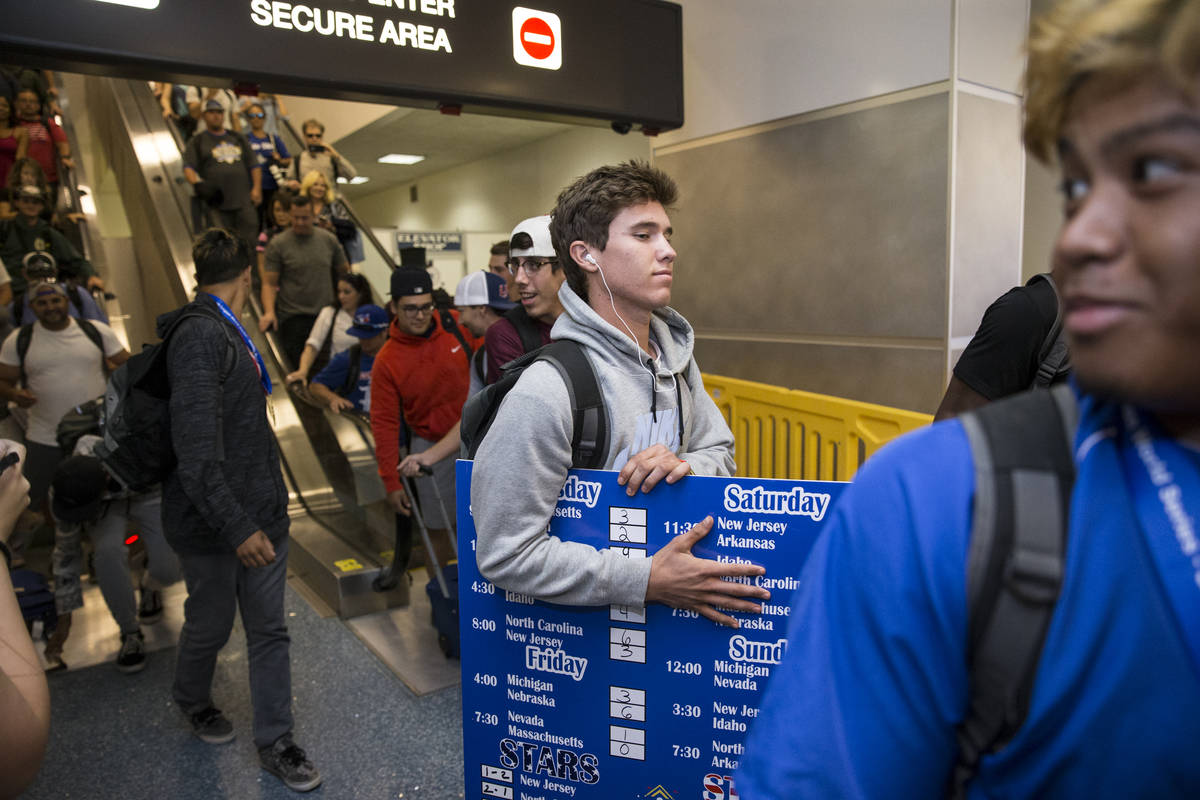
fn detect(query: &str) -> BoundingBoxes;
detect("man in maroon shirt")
[483,215,565,382]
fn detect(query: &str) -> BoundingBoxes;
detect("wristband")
[0,539,11,569]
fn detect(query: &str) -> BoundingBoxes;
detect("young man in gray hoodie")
[471,161,769,627]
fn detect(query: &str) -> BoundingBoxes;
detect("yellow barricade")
[703,374,933,482]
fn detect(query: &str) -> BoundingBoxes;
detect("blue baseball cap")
[346,304,389,338]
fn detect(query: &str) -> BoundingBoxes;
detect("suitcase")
[425,562,459,659]
[374,466,460,659]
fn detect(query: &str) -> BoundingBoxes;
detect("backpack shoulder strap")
[76,317,104,354]
[948,383,1078,798]
[339,344,363,396]
[1025,274,1071,388]
[507,305,545,355]
[537,340,608,470]
[472,346,487,386]
[16,323,33,387]
[439,309,473,359]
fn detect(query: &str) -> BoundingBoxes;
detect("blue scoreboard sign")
[456,462,846,800]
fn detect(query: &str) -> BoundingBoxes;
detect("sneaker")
[115,631,146,674]
[259,735,322,792]
[138,587,163,624]
[189,706,235,745]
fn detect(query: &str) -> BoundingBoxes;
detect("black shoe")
[259,735,322,792]
[116,631,146,674]
[189,706,235,744]
[138,587,163,624]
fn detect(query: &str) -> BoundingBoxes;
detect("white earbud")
[584,253,598,265]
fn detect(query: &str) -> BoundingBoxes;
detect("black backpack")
[948,384,1078,797]
[94,306,237,492]
[460,340,608,469]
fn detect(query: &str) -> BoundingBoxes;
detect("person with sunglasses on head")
[285,119,356,193]
[369,267,480,556]
[482,215,565,384]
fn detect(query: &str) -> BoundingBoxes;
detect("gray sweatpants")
[172,536,293,749]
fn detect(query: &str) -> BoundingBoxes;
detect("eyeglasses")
[505,258,555,278]
[305,131,322,139]
[399,302,434,317]
[246,112,265,119]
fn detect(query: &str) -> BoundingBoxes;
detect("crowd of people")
[3,0,1200,795]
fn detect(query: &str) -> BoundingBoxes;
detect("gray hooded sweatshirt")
[471,284,735,607]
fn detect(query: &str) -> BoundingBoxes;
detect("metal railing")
[703,373,932,482]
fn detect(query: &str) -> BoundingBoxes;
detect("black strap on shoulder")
[1025,274,1071,388]
[537,340,608,470]
[439,309,473,359]
[948,383,1078,798]
[75,318,107,373]
[16,324,32,387]
[472,346,487,386]
[505,305,545,355]
[339,343,363,397]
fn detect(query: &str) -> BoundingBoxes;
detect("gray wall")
[658,92,950,412]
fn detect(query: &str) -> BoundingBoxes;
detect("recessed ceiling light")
[377,153,425,165]
[337,176,371,184]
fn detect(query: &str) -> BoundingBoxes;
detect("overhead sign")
[4,0,683,131]
[456,462,847,799]
[398,231,463,252]
[512,7,561,70]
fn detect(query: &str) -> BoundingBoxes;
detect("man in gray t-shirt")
[259,196,347,367]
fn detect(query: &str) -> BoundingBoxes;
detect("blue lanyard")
[203,293,272,395]
[1101,400,1200,681]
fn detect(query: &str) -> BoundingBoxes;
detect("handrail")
[703,373,932,482]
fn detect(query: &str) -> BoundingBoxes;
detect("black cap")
[51,456,108,524]
[390,267,432,299]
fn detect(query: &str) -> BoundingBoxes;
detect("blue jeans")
[172,536,293,749]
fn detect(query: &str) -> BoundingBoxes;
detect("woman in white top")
[284,271,375,385]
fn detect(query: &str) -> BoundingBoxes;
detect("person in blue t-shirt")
[736,2,1200,797]
[243,102,291,234]
[309,304,388,414]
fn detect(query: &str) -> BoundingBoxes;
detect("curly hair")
[549,160,678,303]
[1023,0,1200,163]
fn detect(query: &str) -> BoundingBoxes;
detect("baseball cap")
[22,250,57,280]
[390,267,432,299]
[455,271,515,311]
[346,304,389,338]
[509,215,555,259]
[203,99,223,112]
[52,456,109,524]
[15,185,45,204]
[31,280,68,299]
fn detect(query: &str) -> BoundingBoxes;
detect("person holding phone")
[285,119,355,192]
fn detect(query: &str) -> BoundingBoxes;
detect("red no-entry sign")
[512,7,562,70]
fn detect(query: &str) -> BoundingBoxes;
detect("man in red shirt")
[370,268,479,544]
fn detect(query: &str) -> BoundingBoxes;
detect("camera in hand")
[307,144,326,155]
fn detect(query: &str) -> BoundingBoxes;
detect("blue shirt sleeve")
[312,350,351,391]
[735,421,975,799]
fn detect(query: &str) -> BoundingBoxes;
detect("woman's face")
[337,280,359,312]
[18,164,38,186]
[309,179,327,200]
[273,200,290,227]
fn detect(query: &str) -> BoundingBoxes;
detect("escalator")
[73,75,410,618]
